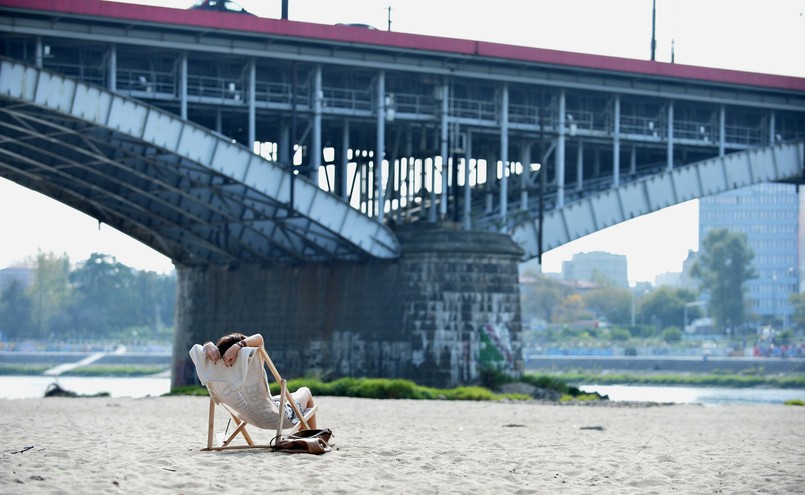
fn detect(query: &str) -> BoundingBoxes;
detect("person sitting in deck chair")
[199,332,318,429]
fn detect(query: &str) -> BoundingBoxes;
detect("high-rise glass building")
[699,183,800,328]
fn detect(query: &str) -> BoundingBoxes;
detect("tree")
[660,326,683,343]
[553,293,593,324]
[0,280,33,340]
[132,270,176,333]
[607,327,631,341]
[1,251,175,343]
[27,251,71,339]
[520,271,569,323]
[640,286,700,331]
[691,228,756,335]
[65,253,176,340]
[789,292,805,331]
[69,253,138,335]
[582,285,632,325]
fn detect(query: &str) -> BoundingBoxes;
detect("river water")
[579,384,804,405]
[1,375,803,405]
[0,375,171,399]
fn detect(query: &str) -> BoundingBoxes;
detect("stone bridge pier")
[171,223,524,389]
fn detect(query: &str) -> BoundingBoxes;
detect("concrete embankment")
[525,355,805,374]
[0,351,171,371]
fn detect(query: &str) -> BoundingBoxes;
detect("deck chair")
[189,344,318,451]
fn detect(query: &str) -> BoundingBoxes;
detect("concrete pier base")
[171,223,523,389]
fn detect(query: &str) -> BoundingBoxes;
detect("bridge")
[1,0,804,387]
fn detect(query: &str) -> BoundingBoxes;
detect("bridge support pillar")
[171,223,524,389]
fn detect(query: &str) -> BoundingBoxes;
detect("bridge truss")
[0,58,400,265]
[0,0,804,262]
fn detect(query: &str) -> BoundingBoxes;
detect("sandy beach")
[2,396,804,494]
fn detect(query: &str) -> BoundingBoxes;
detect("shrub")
[660,326,683,343]
[167,385,208,396]
[479,367,513,390]
[444,386,497,401]
[172,377,537,401]
[63,366,166,377]
[0,365,49,375]
[608,327,631,341]
[520,373,570,394]
[559,393,600,402]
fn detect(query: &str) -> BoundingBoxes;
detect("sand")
[2,396,804,494]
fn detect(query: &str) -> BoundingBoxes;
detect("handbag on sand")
[271,428,333,454]
[287,428,333,443]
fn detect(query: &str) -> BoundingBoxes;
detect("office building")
[561,251,628,288]
[699,183,800,327]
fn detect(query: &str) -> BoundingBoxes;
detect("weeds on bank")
[169,377,533,401]
[62,366,167,377]
[537,372,805,389]
[0,364,166,377]
[784,399,805,406]
[169,371,603,402]
[0,365,50,375]
[559,393,601,402]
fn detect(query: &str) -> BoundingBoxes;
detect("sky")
[0,0,803,285]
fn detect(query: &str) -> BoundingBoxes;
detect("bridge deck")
[0,58,400,264]
[0,0,803,262]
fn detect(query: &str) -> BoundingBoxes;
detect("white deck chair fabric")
[189,344,293,429]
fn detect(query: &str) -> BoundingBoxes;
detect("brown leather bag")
[270,428,333,454]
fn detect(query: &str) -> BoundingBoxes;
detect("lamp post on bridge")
[651,0,657,61]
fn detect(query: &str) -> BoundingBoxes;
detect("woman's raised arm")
[242,334,264,348]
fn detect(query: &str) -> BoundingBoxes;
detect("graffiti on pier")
[478,323,515,371]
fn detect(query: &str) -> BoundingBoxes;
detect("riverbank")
[2,396,804,494]
[3,375,804,405]
[525,355,805,374]
[539,371,805,388]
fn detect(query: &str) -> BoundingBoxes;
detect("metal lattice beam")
[511,141,805,260]
[0,58,400,265]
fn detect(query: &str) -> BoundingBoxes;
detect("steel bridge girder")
[0,58,401,264]
[512,142,805,260]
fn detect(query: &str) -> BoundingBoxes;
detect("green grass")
[160,369,805,402]
[169,385,210,396]
[526,371,805,389]
[0,364,50,375]
[62,366,168,377]
[519,374,575,394]
[0,364,168,377]
[559,393,601,402]
[168,377,533,401]
[784,399,805,406]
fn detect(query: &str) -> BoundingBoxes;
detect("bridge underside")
[0,59,400,266]
[0,6,802,388]
[512,142,805,260]
[1,59,803,269]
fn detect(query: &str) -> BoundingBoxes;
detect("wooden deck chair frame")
[202,346,317,451]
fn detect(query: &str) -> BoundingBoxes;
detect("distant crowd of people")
[752,338,804,358]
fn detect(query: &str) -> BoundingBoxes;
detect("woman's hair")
[216,332,246,356]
